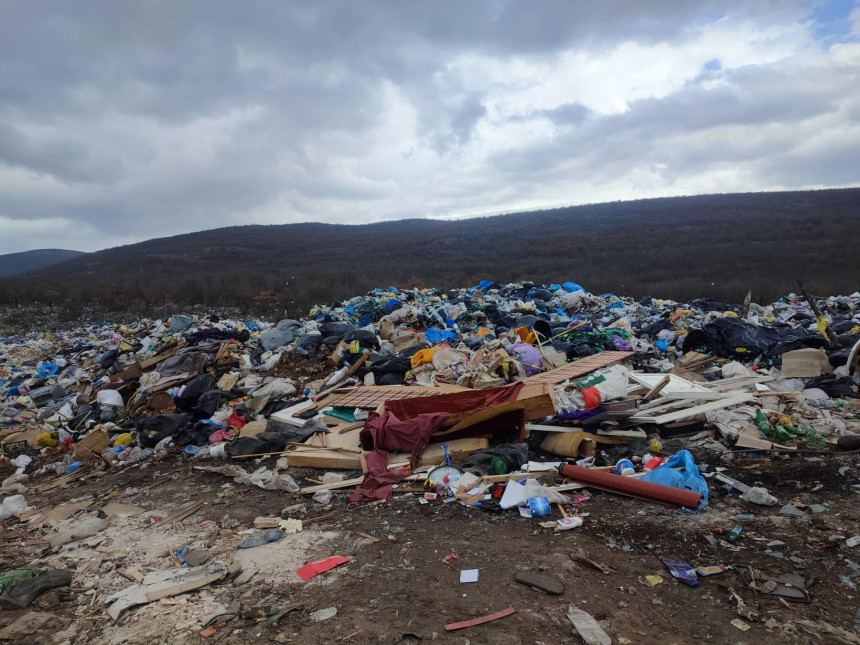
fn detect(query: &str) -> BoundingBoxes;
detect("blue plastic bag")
[641,449,708,509]
[425,328,458,344]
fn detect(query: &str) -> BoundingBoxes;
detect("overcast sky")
[0,1,859,254]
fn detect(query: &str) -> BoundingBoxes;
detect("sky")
[0,1,859,254]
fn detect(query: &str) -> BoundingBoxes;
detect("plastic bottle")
[728,526,743,543]
[64,461,83,474]
[773,425,792,442]
[783,423,803,436]
[754,409,773,438]
[820,400,844,409]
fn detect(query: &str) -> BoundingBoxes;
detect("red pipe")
[558,463,703,509]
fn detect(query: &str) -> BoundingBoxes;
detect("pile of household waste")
[0,281,858,632]
[0,282,857,477]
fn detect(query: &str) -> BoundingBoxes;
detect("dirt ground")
[1,446,859,644]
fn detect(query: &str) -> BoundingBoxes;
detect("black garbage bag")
[99,348,119,370]
[68,404,93,431]
[640,318,673,339]
[258,419,327,451]
[683,318,825,358]
[192,389,234,421]
[175,374,216,412]
[296,333,323,352]
[319,322,353,339]
[343,329,379,350]
[138,414,192,448]
[364,355,411,384]
[483,304,516,328]
[227,437,276,457]
[259,397,299,417]
[804,375,857,398]
[686,298,737,313]
[174,421,218,447]
[184,327,250,345]
[830,318,857,334]
[462,442,529,475]
[377,373,404,385]
[461,337,488,350]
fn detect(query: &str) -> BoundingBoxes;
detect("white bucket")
[209,443,227,458]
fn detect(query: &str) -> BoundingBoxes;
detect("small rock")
[514,572,564,595]
[310,607,337,622]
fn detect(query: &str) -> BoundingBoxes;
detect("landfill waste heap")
[0,280,858,643]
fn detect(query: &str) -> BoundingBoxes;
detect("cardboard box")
[780,348,832,378]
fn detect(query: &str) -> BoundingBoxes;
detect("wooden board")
[325,384,466,409]
[629,373,710,395]
[523,351,633,384]
[630,393,753,424]
[285,428,489,470]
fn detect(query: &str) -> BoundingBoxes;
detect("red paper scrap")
[445,606,517,631]
[296,555,349,580]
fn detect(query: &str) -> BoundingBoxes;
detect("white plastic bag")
[0,495,33,520]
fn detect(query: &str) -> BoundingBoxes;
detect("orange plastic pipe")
[558,463,703,509]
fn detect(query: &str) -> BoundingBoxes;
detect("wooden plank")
[148,497,212,529]
[482,471,555,483]
[287,428,489,470]
[139,342,184,370]
[284,426,365,469]
[703,375,771,391]
[642,376,671,402]
[145,568,229,602]
[629,373,710,394]
[635,397,699,413]
[631,393,752,424]
[326,384,468,409]
[525,423,583,433]
[523,351,633,385]
[300,477,365,495]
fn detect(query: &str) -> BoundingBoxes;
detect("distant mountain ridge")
[0,188,857,318]
[0,249,86,278]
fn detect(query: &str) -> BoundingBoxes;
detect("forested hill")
[1,188,857,318]
[0,249,85,278]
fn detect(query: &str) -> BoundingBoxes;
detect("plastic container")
[556,516,584,530]
[64,461,83,474]
[526,497,550,517]
[615,459,634,475]
[209,443,227,458]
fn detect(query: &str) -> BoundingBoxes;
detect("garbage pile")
[1,282,857,475]
[0,281,858,637]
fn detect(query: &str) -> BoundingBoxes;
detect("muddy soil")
[1,450,859,644]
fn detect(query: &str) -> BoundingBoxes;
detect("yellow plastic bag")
[410,348,439,369]
[113,432,133,447]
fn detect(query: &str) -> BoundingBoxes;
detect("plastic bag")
[0,495,32,520]
[641,449,708,509]
[48,516,109,547]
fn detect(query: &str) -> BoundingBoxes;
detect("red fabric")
[227,411,247,429]
[384,383,523,421]
[581,386,601,410]
[296,556,349,580]
[349,384,527,503]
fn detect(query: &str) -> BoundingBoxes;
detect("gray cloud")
[0,0,857,253]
